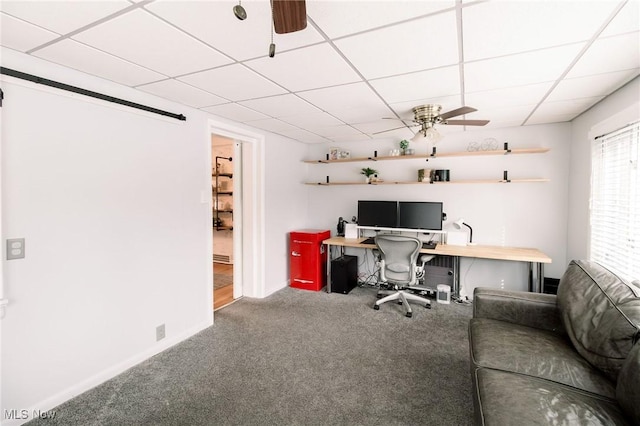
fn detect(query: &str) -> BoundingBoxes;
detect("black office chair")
[373,234,432,317]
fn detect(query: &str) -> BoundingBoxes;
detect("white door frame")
[207,120,266,317]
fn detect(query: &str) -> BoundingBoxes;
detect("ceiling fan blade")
[272,0,307,34]
[439,106,478,120]
[444,119,490,126]
[373,125,418,135]
[382,117,415,123]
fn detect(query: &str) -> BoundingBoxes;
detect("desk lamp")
[453,218,474,244]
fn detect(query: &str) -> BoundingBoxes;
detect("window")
[590,120,639,282]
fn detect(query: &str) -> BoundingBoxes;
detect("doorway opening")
[212,135,236,310]
[208,119,265,321]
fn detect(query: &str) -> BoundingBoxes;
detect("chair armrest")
[473,287,564,334]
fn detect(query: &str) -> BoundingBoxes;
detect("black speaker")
[331,255,357,294]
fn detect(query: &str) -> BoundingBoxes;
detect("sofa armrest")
[473,287,564,334]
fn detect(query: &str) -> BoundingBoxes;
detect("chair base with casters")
[372,235,434,318]
[373,285,431,317]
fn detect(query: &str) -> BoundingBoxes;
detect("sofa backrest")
[557,260,640,382]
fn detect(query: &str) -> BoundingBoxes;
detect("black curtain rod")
[0,67,186,121]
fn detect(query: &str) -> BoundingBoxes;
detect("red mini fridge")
[289,229,331,291]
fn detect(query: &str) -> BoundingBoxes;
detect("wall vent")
[213,254,232,264]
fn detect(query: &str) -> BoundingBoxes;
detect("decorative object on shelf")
[361,167,378,184]
[399,139,410,155]
[434,169,450,182]
[453,218,474,244]
[467,138,500,152]
[418,168,433,182]
[329,147,340,160]
[338,150,350,159]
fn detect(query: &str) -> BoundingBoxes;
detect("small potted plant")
[399,139,410,155]
[360,167,378,184]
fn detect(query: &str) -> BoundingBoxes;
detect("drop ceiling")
[1,0,638,143]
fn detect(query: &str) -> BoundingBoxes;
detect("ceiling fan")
[272,0,307,34]
[233,0,307,57]
[377,104,490,143]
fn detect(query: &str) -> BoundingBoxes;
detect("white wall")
[0,51,213,423]
[264,135,309,296]
[305,123,571,295]
[567,76,640,262]
[0,49,309,424]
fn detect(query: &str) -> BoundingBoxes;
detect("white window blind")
[590,120,639,282]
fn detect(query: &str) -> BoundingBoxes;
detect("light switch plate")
[7,238,25,260]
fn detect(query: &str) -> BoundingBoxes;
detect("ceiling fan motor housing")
[412,104,443,125]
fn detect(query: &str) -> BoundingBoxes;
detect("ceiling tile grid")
[1,0,638,144]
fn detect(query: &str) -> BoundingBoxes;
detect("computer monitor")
[398,201,443,231]
[357,200,398,228]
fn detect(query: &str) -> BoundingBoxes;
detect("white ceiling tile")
[178,63,287,101]
[547,69,639,102]
[567,32,640,78]
[243,118,300,133]
[352,121,416,139]
[307,1,454,39]
[529,97,605,123]
[245,43,362,92]
[601,0,640,37]
[464,44,585,93]
[476,105,536,127]
[463,1,619,61]
[147,0,324,61]
[0,1,131,35]
[239,94,321,118]
[34,39,165,86]
[298,82,383,112]
[370,66,461,104]
[281,111,344,130]
[203,103,269,122]
[315,125,363,138]
[465,82,553,110]
[73,9,233,76]
[526,112,578,125]
[335,11,459,79]
[327,134,373,143]
[0,13,59,52]
[328,105,397,125]
[277,128,330,144]
[137,79,227,108]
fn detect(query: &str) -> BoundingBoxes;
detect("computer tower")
[331,255,357,294]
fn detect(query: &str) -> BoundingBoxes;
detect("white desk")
[323,237,552,296]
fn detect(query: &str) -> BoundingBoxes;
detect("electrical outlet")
[156,324,165,341]
[7,238,25,260]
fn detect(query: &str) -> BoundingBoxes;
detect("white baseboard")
[3,320,212,426]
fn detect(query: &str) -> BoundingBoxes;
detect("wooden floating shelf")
[303,147,549,164]
[305,178,550,186]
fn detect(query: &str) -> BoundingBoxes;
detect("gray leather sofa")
[469,260,640,425]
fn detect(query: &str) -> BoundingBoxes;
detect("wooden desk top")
[323,236,551,264]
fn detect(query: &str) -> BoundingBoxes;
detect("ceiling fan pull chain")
[269,0,276,57]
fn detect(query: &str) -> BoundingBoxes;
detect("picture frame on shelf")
[329,147,340,160]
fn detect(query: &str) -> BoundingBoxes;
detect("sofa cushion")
[557,260,640,381]
[616,343,640,424]
[469,318,616,398]
[473,368,629,426]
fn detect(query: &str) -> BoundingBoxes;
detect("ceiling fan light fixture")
[411,123,442,144]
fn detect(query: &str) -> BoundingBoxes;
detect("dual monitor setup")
[357,200,444,232]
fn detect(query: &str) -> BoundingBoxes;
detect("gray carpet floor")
[28,285,474,426]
